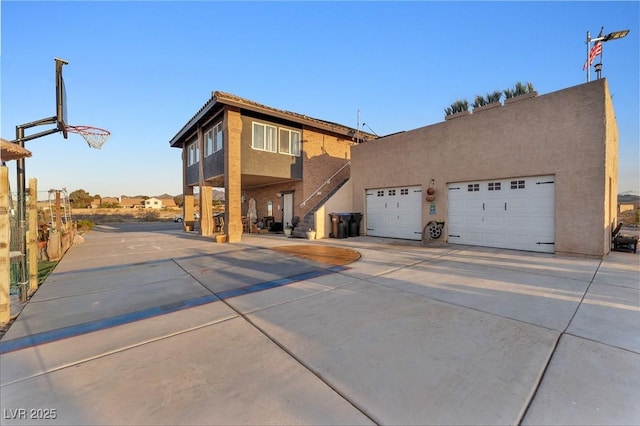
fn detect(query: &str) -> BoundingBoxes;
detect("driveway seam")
[173,257,381,425]
[517,257,604,424]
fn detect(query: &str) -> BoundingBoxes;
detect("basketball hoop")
[65,125,111,149]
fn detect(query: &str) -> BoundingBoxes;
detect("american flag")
[583,41,603,70]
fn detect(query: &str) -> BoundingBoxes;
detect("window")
[510,180,525,189]
[388,189,396,196]
[377,190,384,197]
[187,140,199,166]
[488,182,501,191]
[467,184,479,192]
[252,122,277,152]
[278,128,301,156]
[400,188,409,195]
[204,122,223,157]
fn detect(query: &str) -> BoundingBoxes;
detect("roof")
[1,138,32,161]
[169,91,376,148]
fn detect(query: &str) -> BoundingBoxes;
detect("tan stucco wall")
[314,179,353,239]
[351,80,618,257]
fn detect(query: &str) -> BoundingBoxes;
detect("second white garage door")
[366,186,422,240]
[447,176,555,253]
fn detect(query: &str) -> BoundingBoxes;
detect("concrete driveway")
[1,222,638,425]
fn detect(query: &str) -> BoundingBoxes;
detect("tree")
[174,195,184,207]
[69,189,94,208]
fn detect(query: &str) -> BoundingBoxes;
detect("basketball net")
[65,125,111,149]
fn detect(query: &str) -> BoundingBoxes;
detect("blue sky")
[2,1,638,198]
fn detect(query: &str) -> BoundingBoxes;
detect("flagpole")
[586,31,591,82]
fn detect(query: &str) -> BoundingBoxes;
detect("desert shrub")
[142,210,160,221]
[76,219,94,233]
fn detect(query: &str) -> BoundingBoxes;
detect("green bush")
[77,219,94,233]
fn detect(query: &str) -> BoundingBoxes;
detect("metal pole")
[586,31,591,82]
[15,126,27,284]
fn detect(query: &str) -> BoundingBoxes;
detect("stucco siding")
[351,80,616,257]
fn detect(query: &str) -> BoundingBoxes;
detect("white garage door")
[447,176,555,253]
[366,186,422,240]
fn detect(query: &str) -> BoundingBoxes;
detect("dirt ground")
[71,208,182,224]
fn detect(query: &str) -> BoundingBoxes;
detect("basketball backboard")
[55,58,68,138]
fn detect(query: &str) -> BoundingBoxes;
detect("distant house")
[144,197,163,209]
[91,196,119,208]
[157,195,177,208]
[120,196,145,209]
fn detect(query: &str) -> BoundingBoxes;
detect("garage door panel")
[366,186,422,240]
[448,176,554,253]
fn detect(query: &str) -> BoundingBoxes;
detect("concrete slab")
[248,280,559,425]
[3,266,213,340]
[226,271,361,315]
[1,301,236,386]
[176,249,328,295]
[523,334,640,425]
[33,261,189,300]
[445,246,601,282]
[566,282,640,352]
[594,252,640,290]
[369,257,590,331]
[1,318,374,425]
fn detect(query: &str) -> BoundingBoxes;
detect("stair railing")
[300,161,351,208]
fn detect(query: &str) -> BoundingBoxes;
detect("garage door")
[447,176,555,253]
[366,186,422,240]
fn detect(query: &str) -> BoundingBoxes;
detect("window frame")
[252,122,278,153]
[278,128,301,156]
[187,140,199,166]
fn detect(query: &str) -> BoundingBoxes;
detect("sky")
[1,1,639,198]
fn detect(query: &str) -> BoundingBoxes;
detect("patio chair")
[612,223,638,253]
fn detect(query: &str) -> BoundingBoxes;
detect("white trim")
[252,121,277,152]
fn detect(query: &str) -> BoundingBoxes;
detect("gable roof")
[169,91,376,148]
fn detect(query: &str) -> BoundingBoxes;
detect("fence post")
[28,178,38,294]
[0,166,10,323]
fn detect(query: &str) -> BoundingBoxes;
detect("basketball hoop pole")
[11,58,68,277]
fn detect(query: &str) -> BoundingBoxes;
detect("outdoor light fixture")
[585,27,630,82]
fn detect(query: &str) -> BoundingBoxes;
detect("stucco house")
[144,197,163,209]
[350,79,618,257]
[169,91,375,242]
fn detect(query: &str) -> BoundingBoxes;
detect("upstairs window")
[252,122,277,152]
[187,140,199,166]
[279,128,301,156]
[204,122,224,157]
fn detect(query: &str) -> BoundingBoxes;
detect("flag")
[583,41,602,70]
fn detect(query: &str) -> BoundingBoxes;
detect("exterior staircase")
[290,176,350,238]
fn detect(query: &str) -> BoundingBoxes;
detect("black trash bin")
[329,213,340,238]
[349,213,363,237]
[329,213,349,238]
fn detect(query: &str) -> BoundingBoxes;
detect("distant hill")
[618,194,640,204]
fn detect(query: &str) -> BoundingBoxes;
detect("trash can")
[330,213,349,238]
[337,213,350,238]
[349,213,363,237]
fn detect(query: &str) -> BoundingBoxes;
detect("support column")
[182,145,194,231]
[199,185,214,236]
[28,178,38,294]
[0,166,10,323]
[224,107,243,243]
